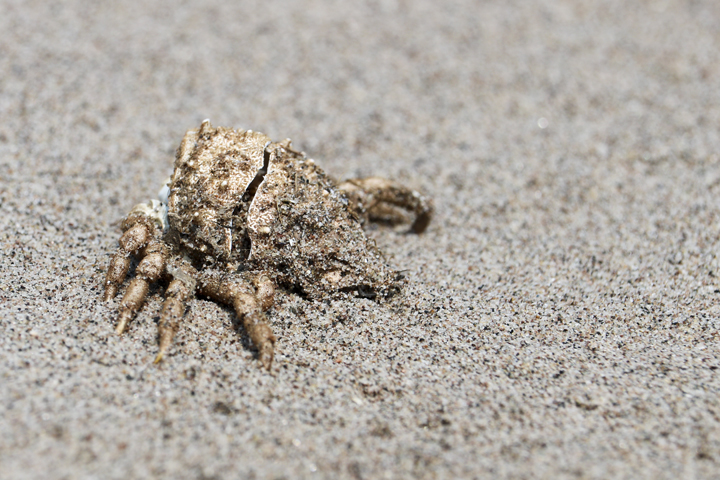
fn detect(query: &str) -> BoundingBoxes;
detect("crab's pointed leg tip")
[259,350,274,372]
[115,312,131,335]
[103,286,117,302]
[411,213,431,234]
[154,336,171,364]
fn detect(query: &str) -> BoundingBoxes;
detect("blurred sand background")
[1,0,720,478]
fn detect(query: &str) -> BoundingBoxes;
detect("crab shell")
[165,121,400,300]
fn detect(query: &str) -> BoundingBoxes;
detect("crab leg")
[103,222,154,301]
[199,271,276,370]
[153,258,197,363]
[154,278,193,363]
[337,177,434,233]
[115,240,167,334]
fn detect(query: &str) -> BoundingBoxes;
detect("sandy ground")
[2,0,720,478]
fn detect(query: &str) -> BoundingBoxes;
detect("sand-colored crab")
[103,120,432,369]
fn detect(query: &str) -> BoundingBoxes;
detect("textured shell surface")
[165,122,398,300]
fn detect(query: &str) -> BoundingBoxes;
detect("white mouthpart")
[129,199,168,232]
[158,177,171,204]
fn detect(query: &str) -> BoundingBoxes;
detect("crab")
[103,120,432,369]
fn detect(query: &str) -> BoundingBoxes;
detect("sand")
[1,0,719,478]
